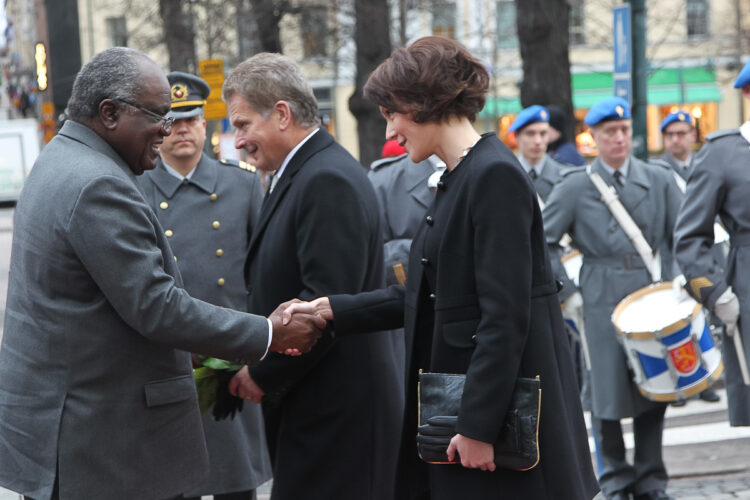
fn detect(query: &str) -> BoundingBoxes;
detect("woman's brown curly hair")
[364,36,489,123]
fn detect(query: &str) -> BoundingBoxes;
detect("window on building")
[686,0,709,37]
[569,0,585,45]
[495,0,518,49]
[106,17,127,47]
[432,2,456,39]
[301,6,328,58]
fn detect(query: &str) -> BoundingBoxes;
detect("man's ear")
[99,99,120,131]
[274,101,293,131]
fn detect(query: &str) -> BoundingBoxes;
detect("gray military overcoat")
[673,128,750,425]
[0,121,270,500]
[138,155,272,495]
[368,153,434,285]
[543,156,682,419]
[531,154,565,202]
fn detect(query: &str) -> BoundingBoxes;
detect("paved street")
[0,204,748,498]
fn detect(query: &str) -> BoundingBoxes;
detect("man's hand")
[282,297,333,325]
[228,366,264,403]
[714,287,740,337]
[446,434,495,472]
[268,299,325,353]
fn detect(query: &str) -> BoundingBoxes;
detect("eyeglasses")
[115,98,174,133]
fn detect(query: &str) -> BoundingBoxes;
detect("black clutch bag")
[416,371,541,471]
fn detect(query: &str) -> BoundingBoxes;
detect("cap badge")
[615,105,624,117]
[171,83,188,102]
[679,113,686,121]
[540,110,547,120]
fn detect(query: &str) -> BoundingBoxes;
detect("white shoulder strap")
[586,165,660,282]
[672,170,687,194]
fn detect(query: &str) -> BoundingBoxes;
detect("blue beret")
[166,71,211,119]
[734,59,750,89]
[584,97,631,126]
[509,105,549,133]
[660,110,693,132]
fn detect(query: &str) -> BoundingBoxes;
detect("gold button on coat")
[217,278,225,286]
[165,229,174,237]
[212,221,220,229]
[160,201,168,210]
[210,193,218,201]
[173,255,178,262]
[216,249,224,257]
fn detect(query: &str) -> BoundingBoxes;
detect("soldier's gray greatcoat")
[528,154,565,203]
[543,156,683,420]
[368,153,434,285]
[660,151,694,183]
[138,154,273,495]
[673,127,750,426]
[0,121,271,500]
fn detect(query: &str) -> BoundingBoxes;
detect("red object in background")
[381,139,406,158]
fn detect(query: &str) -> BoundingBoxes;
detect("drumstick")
[731,325,750,386]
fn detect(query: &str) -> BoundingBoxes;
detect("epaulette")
[220,158,257,173]
[647,158,672,171]
[706,129,740,142]
[369,153,408,171]
[561,165,586,177]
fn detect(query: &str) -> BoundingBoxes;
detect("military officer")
[660,110,721,406]
[509,104,567,202]
[659,110,697,185]
[673,61,750,427]
[368,152,442,285]
[543,97,682,500]
[137,72,271,500]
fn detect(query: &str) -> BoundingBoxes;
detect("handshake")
[268,297,334,355]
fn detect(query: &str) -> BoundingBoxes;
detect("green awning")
[478,96,522,118]
[480,66,721,118]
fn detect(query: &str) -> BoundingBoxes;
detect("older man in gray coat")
[138,71,272,500]
[543,97,682,500]
[0,48,321,500]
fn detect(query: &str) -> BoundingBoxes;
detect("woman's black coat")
[330,134,599,499]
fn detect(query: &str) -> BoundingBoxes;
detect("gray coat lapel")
[150,155,218,199]
[537,156,561,201]
[619,157,650,214]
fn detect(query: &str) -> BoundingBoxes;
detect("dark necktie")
[613,170,624,186]
[528,169,537,180]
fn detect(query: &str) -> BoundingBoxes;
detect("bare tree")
[159,0,197,72]
[515,0,575,140]
[349,0,391,167]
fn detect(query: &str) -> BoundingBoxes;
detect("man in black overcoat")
[223,53,403,500]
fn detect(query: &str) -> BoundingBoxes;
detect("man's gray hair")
[67,47,151,122]
[223,53,320,128]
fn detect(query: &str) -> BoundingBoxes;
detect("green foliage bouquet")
[193,357,245,421]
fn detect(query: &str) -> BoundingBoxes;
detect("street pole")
[629,0,648,160]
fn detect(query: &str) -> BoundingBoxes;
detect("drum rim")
[612,281,702,339]
[637,361,724,402]
[560,248,582,264]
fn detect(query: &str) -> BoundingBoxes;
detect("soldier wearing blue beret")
[659,111,722,408]
[659,111,697,185]
[137,72,270,500]
[510,105,566,203]
[674,62,750,429]
[544,96,683,500]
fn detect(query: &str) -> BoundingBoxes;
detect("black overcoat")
[245,128,404,500]
[331,134,599,499]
